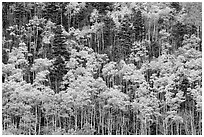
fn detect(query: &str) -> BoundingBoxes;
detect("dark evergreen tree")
[13,2,29,27]
[2,2,14,32]
[171,22,197,48]
[50,25,69,93]
[52,25,70,59]
[114,15,133,61]
[50,55,67,93]
[132,9,146,41]
[42,2,61,24]
[170,2,182,12]
[2,48,9,64]
[102,16,115,59]
[58,2,69,30]
[87,2,114,14]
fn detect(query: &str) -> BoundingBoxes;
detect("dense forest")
[2,2,202,135]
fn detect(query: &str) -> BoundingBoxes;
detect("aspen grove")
[2,2,202,135]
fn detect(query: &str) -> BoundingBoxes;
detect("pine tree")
[13,3,26,27]
[42,2,61,24]
[50,25,69,93]
[2,48,9,64]
[114,15,133,61]
[52,25,70,60]
[103,16,116,60]
[132,9,145,42]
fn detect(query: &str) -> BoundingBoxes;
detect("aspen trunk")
[35,106,38,135]
[75,111,77,130]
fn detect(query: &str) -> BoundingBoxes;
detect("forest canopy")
[2,2,202,135]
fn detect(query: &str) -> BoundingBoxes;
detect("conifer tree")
[50,25,69,93]
[42,2,61,24]
[132,9,145,42]
[52,25,70,59]
[114,15,133,61]
[13,3,26,27]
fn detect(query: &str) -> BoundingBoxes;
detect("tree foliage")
[2,2,202,135]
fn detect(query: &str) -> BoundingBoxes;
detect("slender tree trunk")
[55,79,58,93]
[75,110,77,130]
[53,115,55,132]
[122,111,124,135]
[102,107,104,135]
[38,111,41,135]
[148,20,151,42]
[176,122,179,135]
[81,107,83,129]
[102,28,104,52]
[46,115,48,134]
[163,119,166,135]
[98,103,100,134]
[110,108,112,135]
[93,106,95,129]
[156,116,158,135]
[190,112,195,135]
[35,106,38,135]
[29,121,31,135]
[90,107,92,129]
